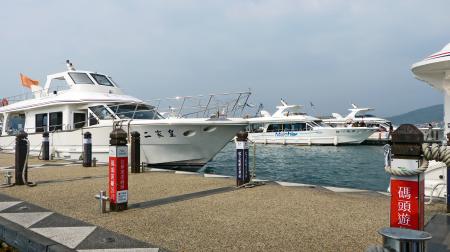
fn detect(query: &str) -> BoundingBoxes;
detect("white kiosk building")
[412,43,450,135]
[411,43,450,200]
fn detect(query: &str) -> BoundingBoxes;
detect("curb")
[0,215,72,252]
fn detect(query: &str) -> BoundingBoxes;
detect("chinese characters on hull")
[143,129,177,139]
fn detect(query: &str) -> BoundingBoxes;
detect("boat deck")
[0,153,447,251]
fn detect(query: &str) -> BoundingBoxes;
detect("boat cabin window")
[291,123,308,131]
[267,124,282,132]
[7,113,25,135]
[311,120,325,127]
[49,112,63,131]
[108,104,163,120]
[48,78,69,94]
[35,113,48,132]
[110,104,135,119]
[91,74,114,87]
[355,114,375,118]
[89,106,114,120]
[89,112,99,126]
[73,112,86,129]
[248,123,264,133]
[267,123,311,132]
[68,72,94,84]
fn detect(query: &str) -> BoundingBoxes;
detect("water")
[204,143,390,192]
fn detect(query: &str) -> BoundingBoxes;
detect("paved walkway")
[0,153,447,251]
[425,214,450,252]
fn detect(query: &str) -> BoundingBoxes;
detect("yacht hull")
[248,128,375,145]
[0,120,245,170]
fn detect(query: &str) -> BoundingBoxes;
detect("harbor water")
[204,143,390,192]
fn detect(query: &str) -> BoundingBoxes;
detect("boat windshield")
[355,114,375,118]
[108,104,163,120]
[310,120,326,127]
[68,72,94,84]
[91,74,114,87]
[89,105,115,120]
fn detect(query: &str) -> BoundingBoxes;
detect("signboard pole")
[109,128,128,211]
[236,132,250,187]
[388,124,425,230]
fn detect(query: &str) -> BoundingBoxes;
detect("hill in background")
[387,104,443,125]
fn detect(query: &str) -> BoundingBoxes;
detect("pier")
[0,153,447,251]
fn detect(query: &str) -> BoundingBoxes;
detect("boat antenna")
[66,60,76,71]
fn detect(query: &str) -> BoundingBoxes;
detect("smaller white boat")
[322,104,393,144]
[246,100,376,145]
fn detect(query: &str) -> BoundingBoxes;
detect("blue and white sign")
[116,190,128,203]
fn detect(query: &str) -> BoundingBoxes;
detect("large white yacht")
[411,43,450,199]
[322,104,393,144]
[246,100,376,145]
[0,61,248,170]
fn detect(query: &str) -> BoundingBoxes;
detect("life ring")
[1,98,8,106]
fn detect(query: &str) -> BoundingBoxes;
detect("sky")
[0,0,449,117]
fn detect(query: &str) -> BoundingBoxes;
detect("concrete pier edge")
[0,214,73,252]
[0,193,163,251]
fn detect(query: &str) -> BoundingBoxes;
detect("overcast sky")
[1,0,449,117]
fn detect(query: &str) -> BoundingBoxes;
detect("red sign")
[390,175,424,230]
[109,146,128,207]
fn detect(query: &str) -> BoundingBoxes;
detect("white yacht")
[246,100,376,145]
[0,61,248,170]
[411,43,450,199]
[322,104,393,144]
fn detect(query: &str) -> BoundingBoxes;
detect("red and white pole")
[109,128,128,211]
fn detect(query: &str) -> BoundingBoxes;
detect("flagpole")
[310,102,316,116]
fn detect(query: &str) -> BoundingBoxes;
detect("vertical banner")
[390,174,424,230]
[236,141,249,186]
[109,145,128,210]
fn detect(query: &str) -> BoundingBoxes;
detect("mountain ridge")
[386,104,443,125]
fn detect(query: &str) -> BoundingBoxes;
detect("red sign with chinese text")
[109,146,128,205]
[390,175,424,230]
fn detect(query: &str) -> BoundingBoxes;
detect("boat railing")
[145,91,253,119]
[1,86,67,106]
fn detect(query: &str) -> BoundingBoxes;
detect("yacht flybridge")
[246,100,376,145]
[322,104,393,144]
[0,61,248,170]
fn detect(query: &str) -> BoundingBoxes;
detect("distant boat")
[246,100,376,145]
[0,61,248,170]
[321,104,393,144]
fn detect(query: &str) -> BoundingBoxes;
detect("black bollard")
[42,132,50,160]
[130,131,141,173]
[83,132,92,167]
[109,128,128,211]
[15,131,28,185]
[236,131,250,187]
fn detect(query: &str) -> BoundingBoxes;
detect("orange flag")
[20,73,39,88]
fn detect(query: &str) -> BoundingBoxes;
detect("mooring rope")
[384,143,450,176]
